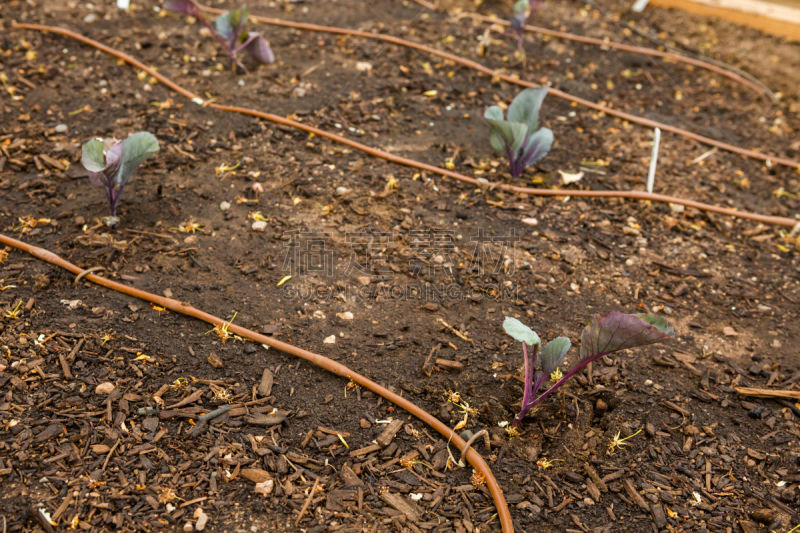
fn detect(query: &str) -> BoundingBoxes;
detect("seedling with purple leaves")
[510,0,546,47]
[81,132,159,228]
[485,87,554,178]
[164,0,274,70]
[503,311,674,426]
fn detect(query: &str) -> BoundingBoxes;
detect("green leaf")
[489,129,505,152]
[541,336,570,376]
[81,139,105,173]
[503,316,540,347]
[507,87,549,132]
[485,119,528,154]
[216,11,234,41]
[513,0,529,15]
[484,105,504,122]
[233,6,249,29]
[634,313,672,334]
[118,132,159,188]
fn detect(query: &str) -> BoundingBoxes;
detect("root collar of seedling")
[0,232,516,533]
[196,6,797,169]
[11,22,798,228]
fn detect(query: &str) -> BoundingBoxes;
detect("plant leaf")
[519,127,553,167]
[541,336,570,376]
[484,106,507,152]
[580,311,674,361]
[231,6,249,30]
[81,139,106,173]
[216,11,235,42]
[103,141,125,188]
[513,0,528,15]
[510,13,527,33]
[115,132,159,188]
[484,105,504,122]
[507,87,548,132]
[503,316,540,347]
[634,313,673,334]
[486,119,528,155]
[163,0,205,19]
[242,33,275,64]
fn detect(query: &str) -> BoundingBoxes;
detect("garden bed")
[1,0,799,532]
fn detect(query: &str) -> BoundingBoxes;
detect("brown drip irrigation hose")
[1,24,797,530]
[196,7,799,170]
[464,13,769,97]
[409,0,772,98]
[9,22,800,230]
[0,232,515,533]
[210,3,769,97]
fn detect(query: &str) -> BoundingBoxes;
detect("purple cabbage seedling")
[164,0,275,70]
[81,132,160,228]
[503,311,674,426]
[510,0,546,46]
[485,87,554,178]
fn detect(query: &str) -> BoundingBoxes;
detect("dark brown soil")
[1,0,799,532]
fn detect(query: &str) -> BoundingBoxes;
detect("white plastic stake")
[647,127,661,194]
[117,0,130,9]
[632,0,651,12]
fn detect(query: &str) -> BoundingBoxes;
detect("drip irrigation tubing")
[464,12,772,99]
[410,0,773,98]
[10,22,800,231]
[0,232,515,533]
[575,0,774,100]
[194,7,799,170]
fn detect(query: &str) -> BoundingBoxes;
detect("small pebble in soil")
[95,382,115,395]
[336,312,353,320]
[194,509,208,531]
[84,13,97,22]
[324,335,336,344]
[220,201,231,211]
[252,220,267,231]
[55,124,68,133]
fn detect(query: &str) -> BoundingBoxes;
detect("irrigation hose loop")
[0,232,516,533]
[8,23,800,229]
[195,7,797,169]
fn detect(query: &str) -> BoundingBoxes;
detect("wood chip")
[380,492,423,522]
[240,468,273,484]
[735,387,800,399]
[349,443,381,457]
[435,358,464,371]
[651,503,667,529]
[622,479,649,512]
[258,368,274,396]
[376,419,404,448]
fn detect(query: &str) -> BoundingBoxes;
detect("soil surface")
[1,0,799,532]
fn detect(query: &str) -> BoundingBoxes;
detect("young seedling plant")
[503,311,674,427]
[510,0,545,48]
[164,0,274,70]
[485,87,554,179]
[81,132,160,228]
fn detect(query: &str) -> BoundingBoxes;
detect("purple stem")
[231,33,257,56]
[524,350,610,411]
[512,342,538,426]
